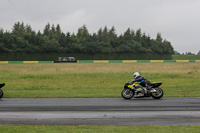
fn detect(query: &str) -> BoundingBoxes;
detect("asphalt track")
[0,97,200,126]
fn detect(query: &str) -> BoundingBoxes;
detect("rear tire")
[151,88,163,99]
[121,88,134,99]
[0,89,3,99]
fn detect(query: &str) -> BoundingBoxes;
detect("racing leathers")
[135,76,150,87]
[133,76,151,95]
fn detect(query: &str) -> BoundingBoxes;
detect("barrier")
[123,60,137,63]
[164,60,176,63]
[78,60,93,63]
[38,61,53,63]
[8,61,23,64]
[0,60,199,64]
[93,60,109,63]
[0,61,8,64]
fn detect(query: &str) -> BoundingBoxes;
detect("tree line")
[0,22,174,58]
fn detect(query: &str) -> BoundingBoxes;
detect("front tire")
[0,89,3,99]
[151,88,163,99]
[121,88,134,99]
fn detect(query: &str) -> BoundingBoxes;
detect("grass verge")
[1,125,200,133]
[0,63,200,98]
[172,54,200,60]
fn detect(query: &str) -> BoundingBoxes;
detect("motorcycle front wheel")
[0,89,3,99]
[121,88,134,99]
[151,88,163,99]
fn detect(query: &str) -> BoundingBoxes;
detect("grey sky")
[0,0,200,54]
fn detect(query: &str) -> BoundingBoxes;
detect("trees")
[76,25,90,43]
[108,26,118,48]
[156,33,163,43]
[12,22,25,38]
[197,50,200,55]
[0,22,174,59]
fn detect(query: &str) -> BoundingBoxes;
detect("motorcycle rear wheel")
[0,89,3,99]
[121,88,134,99]
[151,88,163,99]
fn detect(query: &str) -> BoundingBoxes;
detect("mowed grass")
[1,125,200,133]
[172,54,200,60]
[0,63,200,98]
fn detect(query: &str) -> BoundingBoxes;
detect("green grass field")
[1,63,200,131]
[1,125,200,133]
[172,54,200,60]
[0,63,200,98]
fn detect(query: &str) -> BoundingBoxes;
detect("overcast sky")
[0,0,200,54]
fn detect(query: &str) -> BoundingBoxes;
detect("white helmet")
[133,72,140,79]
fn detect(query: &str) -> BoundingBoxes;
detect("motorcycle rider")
[132,72,151,96]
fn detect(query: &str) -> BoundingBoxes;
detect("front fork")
[128,88,135,95]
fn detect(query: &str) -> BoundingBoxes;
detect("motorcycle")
[0,83,5,99]
[121,80,164,99]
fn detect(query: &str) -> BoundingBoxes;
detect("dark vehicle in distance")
[54,57,77,63]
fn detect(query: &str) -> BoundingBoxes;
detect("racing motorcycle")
[121,80,163,99]
[0,83,5,99]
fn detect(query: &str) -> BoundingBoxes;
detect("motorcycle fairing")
[150,83,162,88]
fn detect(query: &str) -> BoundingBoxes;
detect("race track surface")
[0,97,200,125]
